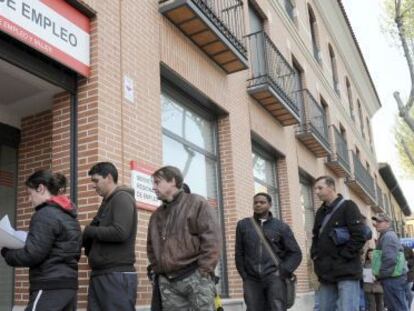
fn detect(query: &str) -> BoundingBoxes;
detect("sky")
[342,0,414,210]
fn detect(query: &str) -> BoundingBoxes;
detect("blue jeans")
[381,276,409,311]
[319,280,360,311]
[359,284,366,310]
[406,281,413,308]
[314,289,320,311]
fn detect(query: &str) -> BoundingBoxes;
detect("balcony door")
[292,61,305,118]
[249,6,265,78]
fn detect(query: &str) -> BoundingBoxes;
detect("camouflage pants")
[158,269,216,311]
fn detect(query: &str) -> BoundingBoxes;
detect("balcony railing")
[295,89,329,140]
[326,125,350,176]
[159,0,247,73]
[246,30,300,125]
[294,89,330,157]
[352,152,376,200]
[201,1,246,50]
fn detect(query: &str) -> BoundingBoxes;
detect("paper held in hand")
[363,267,374,283]
[0,215,27,249]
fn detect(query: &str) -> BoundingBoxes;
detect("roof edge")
[378,163,411,216]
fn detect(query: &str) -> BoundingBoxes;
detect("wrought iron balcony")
[294,89,330,157]
[326,125,351,177]
[246,31,300,126]
[159,0,248,73]
[346,152,376,204]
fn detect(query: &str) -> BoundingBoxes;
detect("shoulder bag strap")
[318,198,346,235]
[249,217,280,268]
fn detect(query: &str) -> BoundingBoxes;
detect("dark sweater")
[83,186,137,274]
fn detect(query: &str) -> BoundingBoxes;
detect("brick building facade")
[0,0,410,310]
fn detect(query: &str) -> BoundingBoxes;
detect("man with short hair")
[147,165,220,311]
[83,162,138,311]
[372,213,408,311]
[235,192,302,310]
[311,176,366,311]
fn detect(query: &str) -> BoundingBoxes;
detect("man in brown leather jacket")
[147,166,220,311]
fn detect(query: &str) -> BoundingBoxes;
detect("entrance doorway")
[0,139,18,311]
[0,57,65,310]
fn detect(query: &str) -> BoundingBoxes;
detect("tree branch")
[401,137,414,167]
[395,0,414,111]
[394,91,414,132]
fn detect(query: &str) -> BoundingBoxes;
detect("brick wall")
[15,111,53,304]
[74,16,100,308]
[13,15,101,308]
[51,92,71,175]
[10,0,386,308]
[217,115,240,297]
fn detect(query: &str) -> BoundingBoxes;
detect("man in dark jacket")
[147,166,220,311]
[83,162,137,311]
[311,176,366,311]
[372,213,408,311]
[235,192,302,311]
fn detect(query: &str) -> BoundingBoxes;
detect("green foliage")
[395,112,414,176]
[384,0,414,174]
[384,0,414,44]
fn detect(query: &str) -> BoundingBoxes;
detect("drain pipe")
[70,91,78,205]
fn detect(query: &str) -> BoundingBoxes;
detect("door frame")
[0,32,79,205]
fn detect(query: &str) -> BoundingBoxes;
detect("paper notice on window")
[0,215,27,249]
[363,267,374,283]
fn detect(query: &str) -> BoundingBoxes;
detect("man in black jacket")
[83,162,137,311]
[311,176,366,311]
[235,192,302,311]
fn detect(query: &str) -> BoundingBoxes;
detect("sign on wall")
[124,75,134,104]
[130,161,160,211]
[0,0,90,76]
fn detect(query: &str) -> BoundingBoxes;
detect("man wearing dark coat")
[311,176,366,311]
[235,192,302,311]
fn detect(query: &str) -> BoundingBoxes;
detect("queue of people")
[311,176,413,311]
[0,165,412,311]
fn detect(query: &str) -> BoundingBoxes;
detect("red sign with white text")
[130,161,160,212]
[0,0,90,76]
